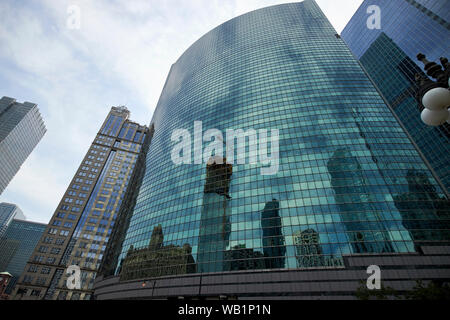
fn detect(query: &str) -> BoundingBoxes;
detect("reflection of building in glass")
[294,229,324,268]
[120,225,196,281]
[0,97,46,195]
[394,169,450,249]
[261,199,286,269]
[224,244,264,271]
[327,148,395,254]
[197,156,232,273]
[13,106,148,300]
[342,1,450,192]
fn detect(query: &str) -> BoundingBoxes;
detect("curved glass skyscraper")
[96,1,450,299]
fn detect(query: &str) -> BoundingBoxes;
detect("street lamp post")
[415,54,450,126]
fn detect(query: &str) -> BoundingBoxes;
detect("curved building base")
[94,246,450,300]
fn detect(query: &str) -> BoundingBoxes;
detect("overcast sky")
[0,0,364,223]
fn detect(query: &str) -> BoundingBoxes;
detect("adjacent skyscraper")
[12,106,149,300]
[0,96,46,195]
[0,218,46,296]
[341,0,450,193]
[95,1,450,299]
[0,203,26,238]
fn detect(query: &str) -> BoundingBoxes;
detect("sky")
[0,0,364,223]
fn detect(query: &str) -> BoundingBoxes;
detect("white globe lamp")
[422,87,450,110]
[421,108,449,126]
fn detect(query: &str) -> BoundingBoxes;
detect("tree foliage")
[355,279,450,300]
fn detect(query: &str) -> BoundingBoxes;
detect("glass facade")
[341,0,450,192]
[100,0,450,285]
[0,203,26,238]
[0,219,46,294]
[0,96,46,195]
[13,107,149,300]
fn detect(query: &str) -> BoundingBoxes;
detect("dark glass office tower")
[13,106,149,300]
[0,96,46,195]
[327,148,395,254]
[0,219,46,295]
[341,0,450,193]
[95,1,450,299]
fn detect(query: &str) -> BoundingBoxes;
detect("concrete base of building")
[94,246,450,300]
